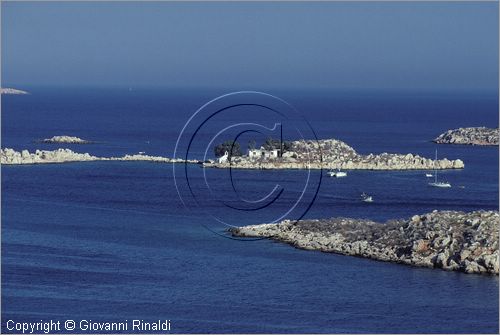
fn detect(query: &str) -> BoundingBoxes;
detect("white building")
[217,151,229,163]
[248,147,280,159]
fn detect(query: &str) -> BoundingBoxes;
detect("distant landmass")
[0,87,28,95]
[434,127,499,146]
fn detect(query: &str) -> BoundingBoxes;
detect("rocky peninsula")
[206,139,464,170]
[0,88,28,95]
[42,135,93,144]
[0,148,198,165]
[434,127,499,146]
[231,210,499,275]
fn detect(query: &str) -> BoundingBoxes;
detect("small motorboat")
[425,173,433,178]
[361,193,374,203]
[328,169,347,178]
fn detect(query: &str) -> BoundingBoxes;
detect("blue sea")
[2,87,499,333]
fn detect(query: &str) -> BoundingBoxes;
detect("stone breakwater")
[206,139,464,170]
[42,135,93,144]
[434,127,499,146]
[231,210,499,275]
[0,148,199,165]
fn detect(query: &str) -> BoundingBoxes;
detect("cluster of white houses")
[248,147,281,159]
[217,147,281,163]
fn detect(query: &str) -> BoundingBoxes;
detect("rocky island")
[42,135,93,144]
[0,88,28,95]
[1,148,99,164]
[0,148,199,165]
[231,210,499,275]
[434,127,499,146]
[207,139,464,170]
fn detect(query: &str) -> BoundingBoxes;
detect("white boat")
[425,173,433,178]
[429,181,451,188]
[429,149,451,188]
[361,193,374,203]
[328,169,347,178]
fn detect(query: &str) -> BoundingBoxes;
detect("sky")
[1,1,498,91]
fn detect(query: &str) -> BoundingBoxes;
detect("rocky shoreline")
[206,139,464,170]
[230,210,499,275]
[0,148,199,165]
[434,127,499,146]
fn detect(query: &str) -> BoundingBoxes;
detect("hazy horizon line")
[2,83,499,95]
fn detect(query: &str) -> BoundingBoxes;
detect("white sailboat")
[428,149,451,188]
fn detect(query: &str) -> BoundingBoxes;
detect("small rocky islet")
[230,210,499,275]
[206,138,464,170]
[0,87,28,95]
[41,135,93,144]
[434,127,499,146]
[0,148,197,165]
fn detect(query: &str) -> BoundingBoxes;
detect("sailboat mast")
[434,149,438,183]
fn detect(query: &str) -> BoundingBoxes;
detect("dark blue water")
[2,88,499,333]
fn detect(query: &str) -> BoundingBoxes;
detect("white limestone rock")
[1,148,201,165]
[231,210,499,275]
[0,88,28,95]
[1,148,99,164]
[434,127,499,146]
[42,135,92,144]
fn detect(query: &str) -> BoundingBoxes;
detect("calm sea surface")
[2,88,499,333]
